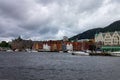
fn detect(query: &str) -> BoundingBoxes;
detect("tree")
[89,45,96,52]
[0,41,11,48]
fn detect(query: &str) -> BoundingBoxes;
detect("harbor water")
[0,52,120,80]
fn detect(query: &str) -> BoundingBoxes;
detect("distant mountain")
[69,20,120,40]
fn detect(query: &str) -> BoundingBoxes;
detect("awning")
[101,46,120,51]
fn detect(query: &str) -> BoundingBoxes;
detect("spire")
[17,36,22,41]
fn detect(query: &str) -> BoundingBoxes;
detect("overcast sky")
[0,0,120,41]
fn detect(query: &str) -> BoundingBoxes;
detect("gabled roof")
[110,32,114,36]
[102,32,114,37]
[97,31,120,38]
[95,33,98,37]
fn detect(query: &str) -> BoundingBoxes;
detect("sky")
[0,0,120,41]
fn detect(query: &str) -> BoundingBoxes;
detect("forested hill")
[69,20,120,40]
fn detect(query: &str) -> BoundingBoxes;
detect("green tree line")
[0,41,11,48]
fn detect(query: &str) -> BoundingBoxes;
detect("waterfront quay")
[0,52,120,80]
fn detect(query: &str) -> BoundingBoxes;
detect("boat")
[15,49,19,52]
[31,50,38,52]
[67,50,73,54]
[109,51,120,56]
[6,49,13,52]
[72,51,89,56]
[59,51,63,53]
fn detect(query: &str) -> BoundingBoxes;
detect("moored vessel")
[72,51,89,56]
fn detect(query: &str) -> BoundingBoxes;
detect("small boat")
[15,49,19,52]
[6,49,13,52]
[67,51,73,54]
[72,51,89,56]
[59,51,63,53]
[31,50,38,52]
[109,51,120,56]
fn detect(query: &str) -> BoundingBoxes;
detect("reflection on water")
[0,52,120,80]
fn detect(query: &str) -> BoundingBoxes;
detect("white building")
[66,43,73,51]
[95,31,120,46]
[95,33,104,43]
[43,44,50,51]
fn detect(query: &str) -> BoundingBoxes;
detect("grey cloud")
[0,0,120,41]
[0,0,30,20]
[111,0,120,3]
[36,0,67,5]
[37,0,104,13]
[38,27,58,35]
[77,0,104,13]
[0,28,4,34]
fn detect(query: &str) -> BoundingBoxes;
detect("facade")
[11,36,33,51]
[43,44,50,51]
[11,37,95,52]
[32,41,43,51]
[95,31,120,46]
[95,31,120,51]
[95,33,104,43]
[32,40,63,52]
[32,40,95,52]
